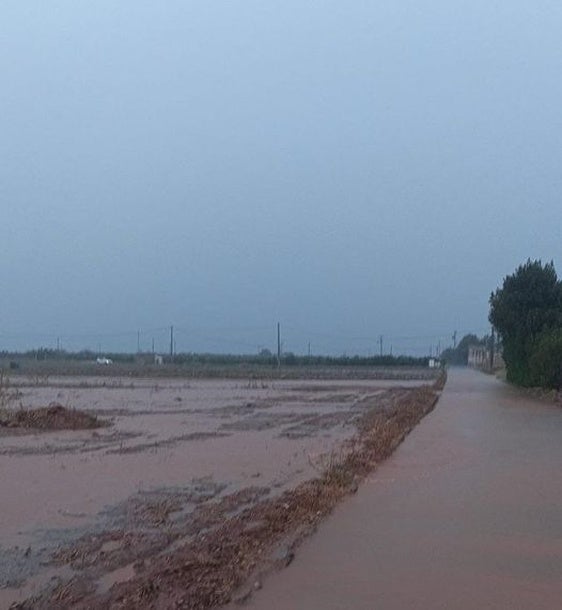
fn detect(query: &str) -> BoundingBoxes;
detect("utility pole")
[490,327,495,371]
[151,338,155,354]
[277,323,281,368]
[137,330,141,353]
[378,335,383,357]
[308,341,311,357]
[170,325,174,359]
[452,330,457,349]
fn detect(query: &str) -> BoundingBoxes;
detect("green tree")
[528,328,562,389]
[489,260,562,386]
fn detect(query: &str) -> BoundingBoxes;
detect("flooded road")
[246,368,562,609]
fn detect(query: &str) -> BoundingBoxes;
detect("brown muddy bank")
[0,371,443,608]
[0,404,107,433]
[9,380,442,609]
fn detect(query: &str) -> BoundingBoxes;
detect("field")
[0,367,440,608]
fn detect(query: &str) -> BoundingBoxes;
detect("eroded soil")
[0,405,107,432]
[0,372,440,609]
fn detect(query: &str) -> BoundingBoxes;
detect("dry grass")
[0,370,22,409]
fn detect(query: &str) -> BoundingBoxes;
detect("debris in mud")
[279,411,357,438]
[0,404,108,431]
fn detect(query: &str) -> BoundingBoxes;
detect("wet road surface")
[247,368,562,609]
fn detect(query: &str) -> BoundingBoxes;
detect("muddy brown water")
[0,375,425,607]
[244,368,562,610]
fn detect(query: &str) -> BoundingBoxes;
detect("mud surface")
[0,405,107,432]
[245,368,562,610]
[0,373,435,608]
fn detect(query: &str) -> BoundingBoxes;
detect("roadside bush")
[528,329,562,389]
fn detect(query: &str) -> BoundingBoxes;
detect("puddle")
[99,539,122,554]
[96,562,136,594]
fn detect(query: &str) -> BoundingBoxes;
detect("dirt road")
[245,368,562,609]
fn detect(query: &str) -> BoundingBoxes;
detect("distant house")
[467,345,488,368]
[468,345,504,371]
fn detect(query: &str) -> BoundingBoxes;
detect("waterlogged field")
[0,369,436,608]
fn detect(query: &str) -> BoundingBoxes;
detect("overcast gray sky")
[1,1,561,355]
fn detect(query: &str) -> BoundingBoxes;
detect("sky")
[1,1,561,356]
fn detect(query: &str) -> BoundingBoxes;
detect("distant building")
[468,345,504,371]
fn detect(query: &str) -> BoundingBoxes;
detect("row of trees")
[0,348,429,369]
[489,260,562,389]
